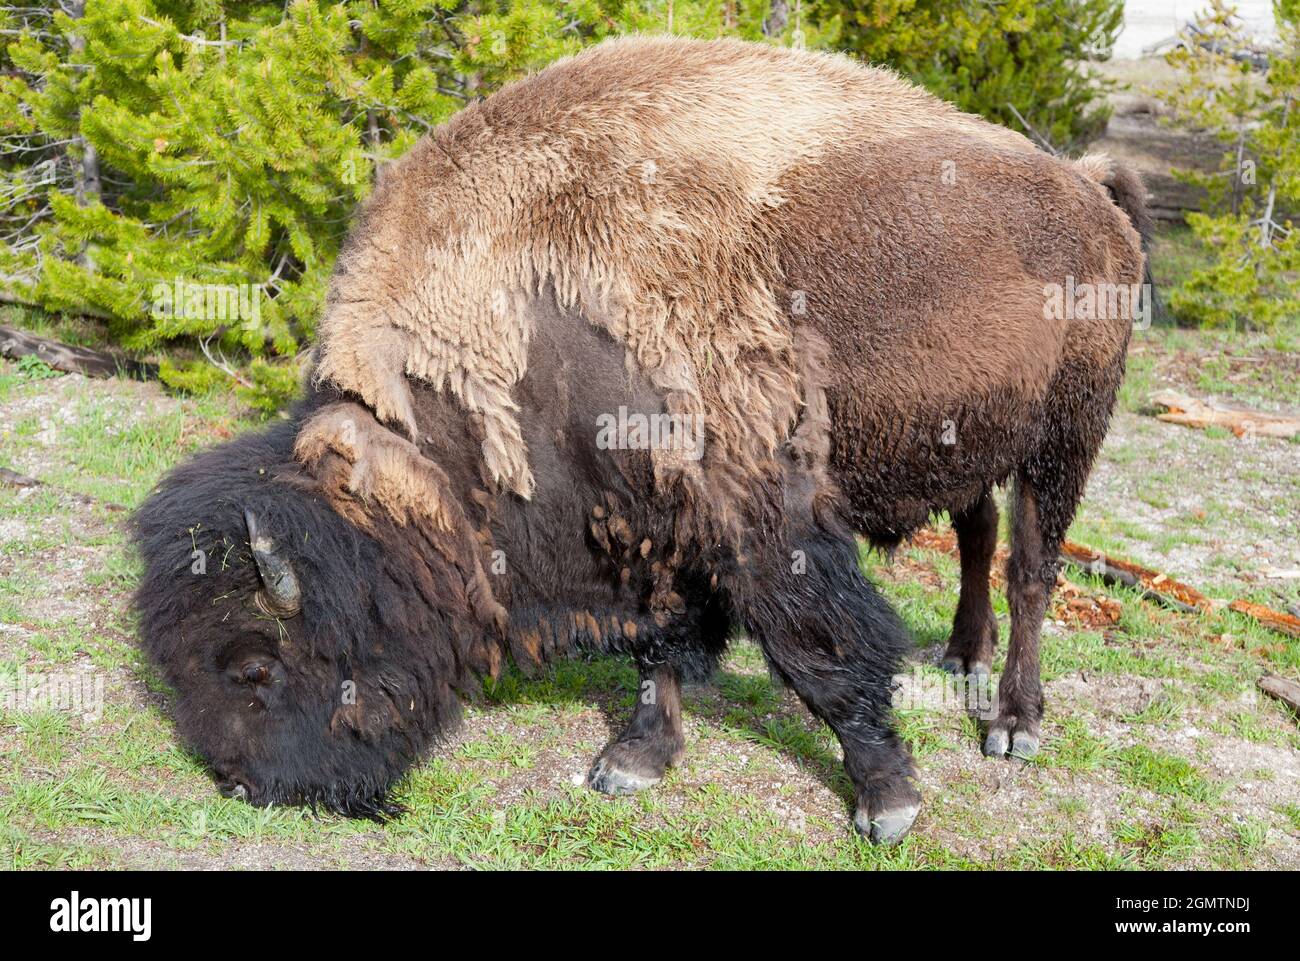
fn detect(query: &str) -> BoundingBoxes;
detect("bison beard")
[132,36,1151,844]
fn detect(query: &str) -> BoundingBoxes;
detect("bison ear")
[244,509,302,618]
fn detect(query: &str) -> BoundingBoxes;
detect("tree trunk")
[65,0,101,272]
[766,0,789,36]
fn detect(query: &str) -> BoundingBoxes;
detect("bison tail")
[1075,152,1165,326]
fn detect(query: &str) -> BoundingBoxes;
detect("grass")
[1121,327,1300,416]
[1,316,1298,869]
[1116,745,1217,802]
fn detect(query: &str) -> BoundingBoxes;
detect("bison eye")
[223,651,282,689]
[226,654,285,709]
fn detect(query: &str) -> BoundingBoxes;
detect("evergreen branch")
[0,139,77,153]
[1005,101,1061,156]
[138,16,245,48]
[199,332,253,389]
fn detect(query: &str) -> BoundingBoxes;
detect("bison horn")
[244,509,301,617]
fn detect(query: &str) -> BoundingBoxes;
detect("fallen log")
[0,325,158,380]
[1060,544,1300,636]
[910,528,1121,626]
[1059,541,1204,614]
[1150,389,1300,440]
[0,467,40,489]
[0,465,125,511]
[909,527,1299,639]
[1228,600,1300,639]
[1257,675,1300,715]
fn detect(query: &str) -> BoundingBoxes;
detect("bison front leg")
[740,533,921,845]
[588,662,686,796]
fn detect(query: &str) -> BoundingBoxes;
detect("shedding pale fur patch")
[295,402,510,636]
[308,35,1040,507]
[294,402,457,531]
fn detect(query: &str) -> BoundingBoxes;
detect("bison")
[133,36,1149,844]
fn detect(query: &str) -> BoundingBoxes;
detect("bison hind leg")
[588,662,686,796]
[940,489,1000,678]
[984,360,1123,763]
[981,477,1052,763]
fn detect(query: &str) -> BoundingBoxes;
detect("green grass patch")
[1115,746,1217,803]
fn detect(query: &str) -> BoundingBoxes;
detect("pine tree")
[1158,0,1300,332]
[836,0,1122,152]
[1,1,837,410]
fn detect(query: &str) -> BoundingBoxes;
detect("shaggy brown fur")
[772,130,1142,542]
[305,34,1145,760]
[309,35,1045,507]
[763,120,1143,757]
[309,36,1138,535]
[306,35,1145,762]
[133,37,1149,842]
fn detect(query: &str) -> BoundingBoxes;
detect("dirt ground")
[1,325,1297,870]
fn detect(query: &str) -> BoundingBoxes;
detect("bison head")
[131,419,463,818]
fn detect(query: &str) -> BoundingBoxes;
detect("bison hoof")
[982,728,1010,758]
[982,727,1039,762]
[587,756,662,796]
[940,656,991,678]
[854,803,921,846]
[217,778,250,801]
[1010,732,1039,761]
[587,734,682,796]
